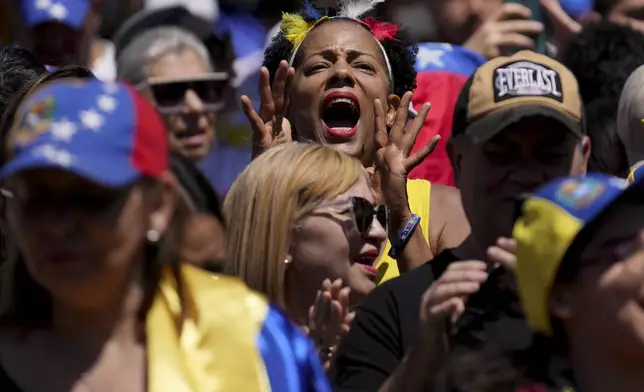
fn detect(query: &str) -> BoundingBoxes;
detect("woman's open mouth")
[321,91,360,138]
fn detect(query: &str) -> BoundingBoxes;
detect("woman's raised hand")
[374,92,440,214]
[241,60,295,158]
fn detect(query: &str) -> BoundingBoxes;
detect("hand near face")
[374,91,440,215]
[305,278,353,370]
[241,60,294,158]
[417,261,489,354]
[541,0,582,47]
[463,3,544,59]
[487,236,518,272]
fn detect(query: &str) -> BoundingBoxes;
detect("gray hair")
[116,26,213,85]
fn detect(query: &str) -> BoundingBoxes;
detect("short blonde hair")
[224,143,364,308]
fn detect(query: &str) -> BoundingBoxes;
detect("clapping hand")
[241,60,294,158]
[487,236,518,272]
[373,91,440,216]
[306,279,354,370]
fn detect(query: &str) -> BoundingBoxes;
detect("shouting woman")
[242,0,470,282]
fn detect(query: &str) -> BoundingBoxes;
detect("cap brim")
[0,152,140,188]
[465,105,584,143]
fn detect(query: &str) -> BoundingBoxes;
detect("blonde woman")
[225,143,387,364]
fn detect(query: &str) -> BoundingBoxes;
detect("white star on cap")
[49,3,68,20]
[103,82,119,94]
[97,95,117,113]
[417,47,445,69]
[51,119,77,142]
[34,145,74,167]
[80,109,104,131]
[35,0,52,10]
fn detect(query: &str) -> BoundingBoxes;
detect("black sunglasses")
[319,196,388,236]
[139,73,229,115]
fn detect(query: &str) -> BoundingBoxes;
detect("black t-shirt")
[332,250,534,392]
[0,365,22,392]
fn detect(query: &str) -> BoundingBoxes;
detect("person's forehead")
[11,169,105,193]
[298,20,383,58]
[336,174,373,201]
[486,119,572,144]
[147,49,208,78]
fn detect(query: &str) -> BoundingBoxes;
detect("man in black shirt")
[332,51,591,392]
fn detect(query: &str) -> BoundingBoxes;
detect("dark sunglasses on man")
[137,73,229,115]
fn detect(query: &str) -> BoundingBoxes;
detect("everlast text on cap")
[450,50,585,143]
[493,61,563,103]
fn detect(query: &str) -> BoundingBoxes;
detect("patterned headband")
[281,0,398,86]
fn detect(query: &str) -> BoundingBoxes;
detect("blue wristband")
[388,214,421,259]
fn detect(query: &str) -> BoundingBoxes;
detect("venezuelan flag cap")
[513,173,639,336]
[0,79,168,187]
[627,161,644,185]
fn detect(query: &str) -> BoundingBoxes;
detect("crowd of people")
[1,0,644,391]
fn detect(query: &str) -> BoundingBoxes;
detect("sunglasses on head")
[319,196,388,236]
[138,73,229,115]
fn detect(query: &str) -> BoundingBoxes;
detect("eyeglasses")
[317,196,388,236]
[137,73,229,115]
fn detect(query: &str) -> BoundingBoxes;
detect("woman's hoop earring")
[147,229,160,243]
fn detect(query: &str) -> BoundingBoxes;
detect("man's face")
[427,0,503,44]
[30,22,83,66]
[607,0,644,34]
[453,116,590,248]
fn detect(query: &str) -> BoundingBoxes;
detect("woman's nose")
[326,64,356,90]
[367,216,387,243]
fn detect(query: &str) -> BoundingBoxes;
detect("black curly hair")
[263,6,418,98]
[560,20,644,104]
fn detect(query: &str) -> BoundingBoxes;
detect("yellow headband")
[280,13,330,54]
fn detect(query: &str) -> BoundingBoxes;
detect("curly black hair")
[560,20,644,104]
[263,7,418,98]
[0,45,47,119]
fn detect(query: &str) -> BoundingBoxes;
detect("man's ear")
[549,283,577,323]
[386,94,401,128]
[577,136,591,175]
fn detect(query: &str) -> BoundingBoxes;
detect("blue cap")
[21,0,91,29]
[627,161,644,185]
[514,173,638,335]
[1,79,169,187]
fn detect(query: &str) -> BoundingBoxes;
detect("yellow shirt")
[375,179,431,284]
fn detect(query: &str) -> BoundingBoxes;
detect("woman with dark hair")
[0,66,95,265]
[0,78,330,391]
[241,0,470,282]
[170,153,227,273]
[439,174,644,392]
